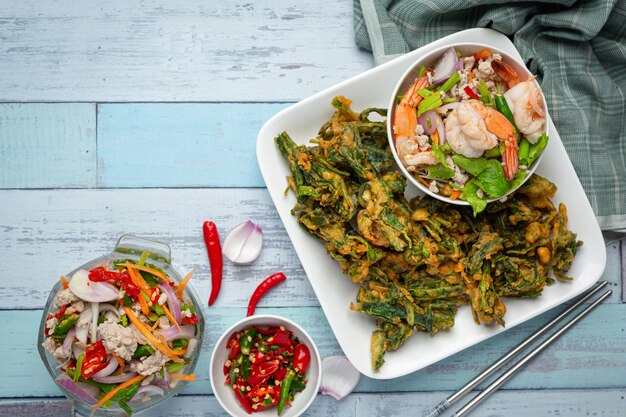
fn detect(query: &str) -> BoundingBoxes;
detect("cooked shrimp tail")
[503,137,519,181]
[393,75,430,139]
[491,59,520,89]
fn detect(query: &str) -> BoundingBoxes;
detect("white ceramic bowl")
[210,314,322,417]
[387,42,548,205]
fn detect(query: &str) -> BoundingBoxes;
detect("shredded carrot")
[476,48,491,60]
[169,373,196,381]
[150,319,160,330]
[161,302,183,333]
[450,189,462,201]
[469,71,476,80]
[417,176,430,187]
[126,263,170,283]
[90,374,146,417]
[60,275,69,289]
[431,129,439,148]
[122,306,183,363]
[138,292,151,316]
[126,264,151,293]
[176,268,196,300]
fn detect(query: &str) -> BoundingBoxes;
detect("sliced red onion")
[435,102,460,115]
[455,58,464,72]
[76,309,93,344]
[130,384,165,402]
[436,117,447,146]
[184,338,198,359]
[418,110,440,135]
[92,356,119,378]
[418,110,446,146]
[56,374,98,403]
[158,283,181,324]
[320,356,360,400]
[90,302,99,343]
[98,303,121,317]
[93,372,138,384]
[69,269,120,303]
[222,220,263,264]
[72,344,84,361]
[62,327,76,354]
[159,325,195,342]
[432,47,459,84]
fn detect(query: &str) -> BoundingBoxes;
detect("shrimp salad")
[392,47,548,214]
[41,256,200,416]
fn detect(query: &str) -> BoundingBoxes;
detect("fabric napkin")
[354,0,626,232]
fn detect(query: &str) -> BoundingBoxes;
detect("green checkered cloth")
[354,0,626,232]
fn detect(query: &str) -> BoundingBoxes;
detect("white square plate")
[256,28,606,379]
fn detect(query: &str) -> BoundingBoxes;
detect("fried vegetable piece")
[275,97,582,371]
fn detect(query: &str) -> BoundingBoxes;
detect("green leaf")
[460,180,487,216]
[451,155,490,176]
[507,170,527,191]
[452,155,508,198]
[474,161,508,198]
[427,164,454,180]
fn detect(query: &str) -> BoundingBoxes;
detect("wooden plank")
[0,189,622,309]
[0,1,373,102]
[1,389,624,417]
[97,103,287,188]
[5,304,626,397]
[622,240,625,302]
[0,103,96,188]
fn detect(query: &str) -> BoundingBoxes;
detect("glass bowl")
[387,42,549,206]
[210,314,322,417]
[37,235,205,417]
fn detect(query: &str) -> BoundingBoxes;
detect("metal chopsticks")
[422,280,610,417]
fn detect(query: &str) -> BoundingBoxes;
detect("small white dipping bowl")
[210,314,322,417]
[387,42,549,206]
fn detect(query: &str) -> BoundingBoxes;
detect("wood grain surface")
[0,1,373,102]
[1,1,624,416]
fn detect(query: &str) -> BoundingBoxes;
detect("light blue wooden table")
[1,2,624,416]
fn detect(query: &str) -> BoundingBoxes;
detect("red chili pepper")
[203,221,223,306]
[253,325,281,335]
[81,340,109,379]
[273,367,287,382]
[89,267,140,297]
[181,315,199,325]
[246,272,286,317]
[464,85,481,100]
[293,343,311,373]
[232,386,253,414]
[270,331,293,348]
[228,336,240,360]
[248,360,279,386]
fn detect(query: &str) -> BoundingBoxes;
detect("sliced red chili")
[246,272,286,317]
[203,221,223,307]
[181,315,199,325]
[270,331,292,348]
[253,325,281,335]
[293,343,311,373]
[81,340,108,379]
[232,386,252,414]
[273,367,287,382]
[464,85,481,100]
[248,360,279,386]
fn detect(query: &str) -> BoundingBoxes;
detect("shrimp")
[392,75,437,169]
[492,59,546,143]
[445,100,519,180]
